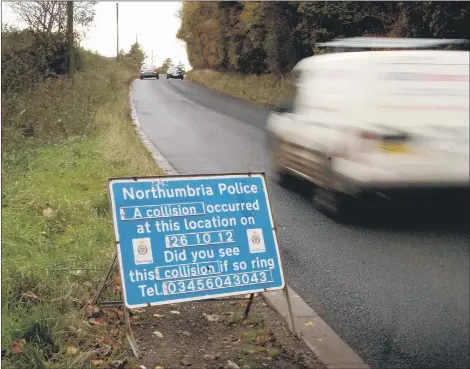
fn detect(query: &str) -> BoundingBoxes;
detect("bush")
[187,69,295,107]
[1,28,83,95]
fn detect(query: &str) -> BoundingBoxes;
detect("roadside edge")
[128,82,371,369]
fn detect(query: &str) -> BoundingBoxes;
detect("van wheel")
[272,139,294,189]
[313,187,353,223]
[275,168,295,189]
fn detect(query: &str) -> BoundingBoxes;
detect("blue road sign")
[108,173,285,308]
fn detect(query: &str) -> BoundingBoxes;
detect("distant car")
[140,64,159,80]
[167,65,184,80]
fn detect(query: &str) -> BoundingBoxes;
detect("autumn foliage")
[177,1,470,75]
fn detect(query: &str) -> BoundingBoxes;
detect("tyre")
[140,76,143,80]
[276,168,296,189]
[272,138,295,189]
[156,74,159,80]
[313,186,354,223]
[180,75,184,80]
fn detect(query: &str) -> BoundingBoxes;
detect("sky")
[1,1,190,68]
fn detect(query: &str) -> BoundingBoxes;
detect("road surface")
[131,76,469,369]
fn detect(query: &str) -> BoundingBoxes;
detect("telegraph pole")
[116,3,119,61]
[67,1,74,77]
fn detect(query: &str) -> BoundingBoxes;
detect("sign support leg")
[91,251,117,306]
[283,286,297,336]
[87,251,141,358]
[124,304,141,359]
[243,293,255,321]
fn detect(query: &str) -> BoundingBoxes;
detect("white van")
[266,37,469,221]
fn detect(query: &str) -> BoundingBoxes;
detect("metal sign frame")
[108,172,286,307]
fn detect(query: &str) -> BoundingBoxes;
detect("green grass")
[1,53,160,369]
[187,69,295,107]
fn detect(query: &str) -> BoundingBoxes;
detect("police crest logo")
[137,242,148,255]
[132,238,153,265]
[247,228,266,253]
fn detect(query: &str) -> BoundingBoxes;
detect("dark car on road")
[167,65,184,80]
[140,64,159,80]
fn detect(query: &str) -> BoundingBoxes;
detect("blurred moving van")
[265,37,469,221]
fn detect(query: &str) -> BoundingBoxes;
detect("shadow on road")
[354,201,469,232]
[272,174,469,233]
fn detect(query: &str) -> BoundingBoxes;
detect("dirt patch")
[130,295,325,369]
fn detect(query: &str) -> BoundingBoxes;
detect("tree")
[127,41,145,66]
[177,1,470,75]
[7,1,96,39]
[159,58,173,73]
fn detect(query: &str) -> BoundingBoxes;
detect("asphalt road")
[132,76,469,369]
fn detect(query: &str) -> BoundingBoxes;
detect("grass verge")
[1,52,160,369]
[187,69,295,107]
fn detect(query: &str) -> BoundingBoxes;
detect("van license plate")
[380,142,409,153]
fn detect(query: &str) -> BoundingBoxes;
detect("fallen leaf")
[110,329,120,336]
[85,305,102,318]
[130,308,145,314]
[21,291,40,301]
[10,339,26,355]
[153,314,165,318]
[154,366,164,369]
[152,331,164,338]
[112,275,122,292]
[90,359,105,367]
[109,360,128,369]
[304,321,315,326]
[203,313,219,322]
[256,336,263,344]
[43,207,56,218]
[225,360,240,369]
[314,338,323,342]
[170,310,180,315]
[89,317,106,326]
[66,346,79,356]
[180,358,191,366]
[102,337,122,349]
